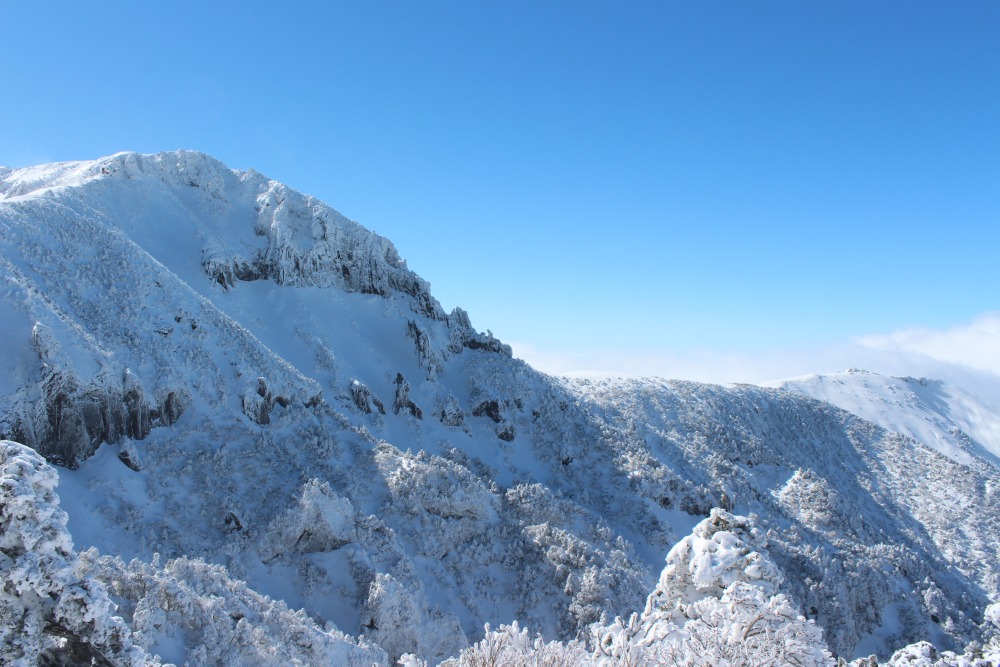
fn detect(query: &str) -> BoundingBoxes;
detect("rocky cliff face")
[1,151,997,663]
[2,322,185,468]
[0,151,476,466]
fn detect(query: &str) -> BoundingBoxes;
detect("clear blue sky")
[4,2,999,379]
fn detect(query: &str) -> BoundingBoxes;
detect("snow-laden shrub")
[777,468,845,530]
[521,522,632,630]
[362,571,469,665]
[644,508,784,618]
[875,639,998,666]
[986,603,1000,630]
[595,509,832,667]
[82,550,387,666]
[438,621,589,667]
[364,572,421,664]
[593,591,831,666]
[427,510,833,667]
[434,391,466,428]
[657,581,829,666]
[0,440,147,665]
[261,478,355,562]
[375,446,499,558]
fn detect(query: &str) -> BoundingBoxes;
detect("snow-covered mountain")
[770,369,1000,468]
[1,151,998,666]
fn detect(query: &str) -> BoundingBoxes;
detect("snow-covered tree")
[260,478,355,562]
[440,622,589,667]
[594,509,832,667]
[0,440,147,665]
[82,550,388,666]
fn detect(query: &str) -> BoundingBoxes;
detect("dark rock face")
[471,399,519,441]
[438,397,465,427]
[462,335,512,356]
[392,373,422,419]
[118,448,141,472]
[351,380,386,415]
[445,311,512,357]
[204,184,449,321]
[5,365,184,469]
[224,511,243,532]
[156,391,185,426]
[203,252,274,290]
[496,424,516,442]
[33,368,94,467]
[122,372,150,441]
[406,321,441,379]
[241,377,289,426]
[472,400,502,424]
[0,325,196,468]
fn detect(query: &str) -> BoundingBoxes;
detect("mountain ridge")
[770,368,1000,467]
[1,151,998,665]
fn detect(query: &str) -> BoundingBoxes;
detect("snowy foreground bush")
[3,439,999,666]
[0,441,144,665]
[428,514,1000,667]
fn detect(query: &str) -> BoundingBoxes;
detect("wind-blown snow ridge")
[3,151,444,314]
[1,151,998,665]
[770,368,1000,467]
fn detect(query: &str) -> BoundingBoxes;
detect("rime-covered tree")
[0,440,147,666]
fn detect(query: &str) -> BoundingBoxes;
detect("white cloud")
[854,312,1000,377]
[510,312,1000,400]
[509,340,854,386]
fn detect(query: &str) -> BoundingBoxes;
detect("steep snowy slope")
[770,369,1000,467]
[569,377,1000,658]
[1,151,998,664]
[0,152,653,661]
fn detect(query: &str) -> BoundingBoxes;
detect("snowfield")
[1,151,999,666]
[770,369,1000,467]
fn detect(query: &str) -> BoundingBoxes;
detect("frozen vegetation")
[1,151,999,665]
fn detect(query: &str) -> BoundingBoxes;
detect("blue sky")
[4,2,999,381]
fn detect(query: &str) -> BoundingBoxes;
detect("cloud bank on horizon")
[855,312,1000,375]
[512,311,1000,392]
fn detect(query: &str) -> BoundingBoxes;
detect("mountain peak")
[2,152,998,665]
[2,150,449,319]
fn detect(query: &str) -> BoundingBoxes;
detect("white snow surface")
[1,151,998,665]
[769,369,1000,467]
